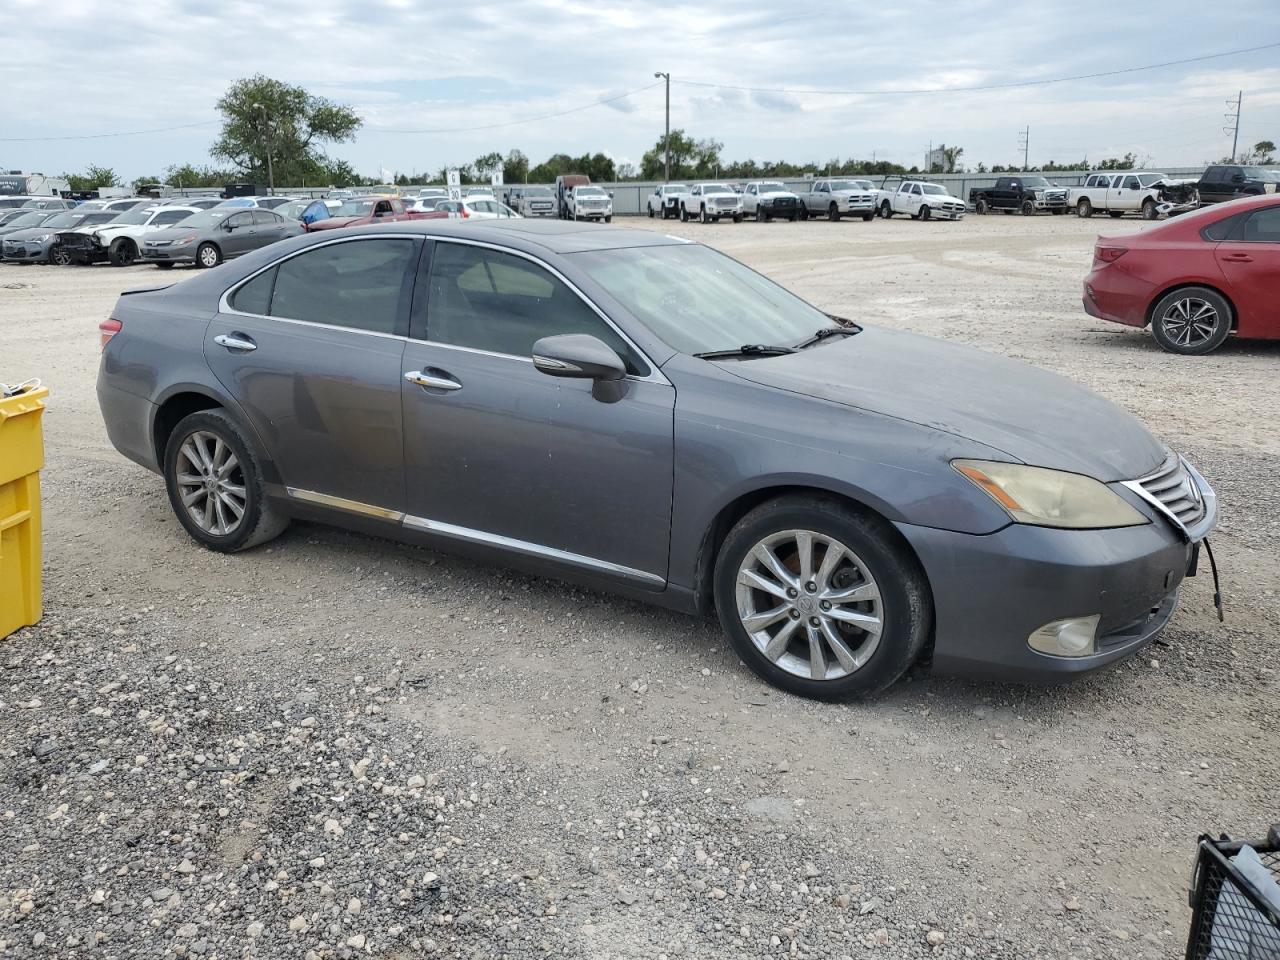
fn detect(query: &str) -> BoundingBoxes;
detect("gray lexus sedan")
[96,220,1217,698]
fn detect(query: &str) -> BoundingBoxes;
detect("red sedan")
[1083,193,1280,354]
[306,196,444,232]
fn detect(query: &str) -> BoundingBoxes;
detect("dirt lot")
[1,213,1276,959]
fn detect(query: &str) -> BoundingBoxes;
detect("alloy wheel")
[734,529,883,682]
[199,245,219,268]
[175,431,246,536]
[50,245,71,266]
[1160,297,1220,349]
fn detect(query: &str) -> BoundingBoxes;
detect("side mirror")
[1232,173,1245,183]
[532,334,625,382]
[222,222,235,232]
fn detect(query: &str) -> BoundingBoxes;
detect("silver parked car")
[96,220,1217,699]
[2,210,121,264]
[139,208,304,269]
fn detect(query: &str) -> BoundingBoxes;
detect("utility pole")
[654,72,671,182]
[1224,91,1242,161]
[254,103,275,195]
[1017,126,1030,170]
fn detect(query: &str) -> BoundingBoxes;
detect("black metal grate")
[1186,831,1280,959]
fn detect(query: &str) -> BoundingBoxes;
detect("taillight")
[459,207,469,218]
[99,318,121,350]
[1095,245,1127,263]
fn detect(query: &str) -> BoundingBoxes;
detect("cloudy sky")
[3,0,1279,182]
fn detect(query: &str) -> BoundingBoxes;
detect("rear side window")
[230,238,418,335]
[251,209,278,225]
[1239,206,1280,242]
[1201,212,1247,241]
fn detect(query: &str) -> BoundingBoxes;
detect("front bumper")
[1031,196,1069,210]
[141,242,196,264]
[896,472,1216,682]
[2,238,54,261]
[576,209,612,220]
[930,206,967,220]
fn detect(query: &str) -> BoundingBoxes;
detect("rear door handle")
[404,370,462,391]
[214,333,257,352]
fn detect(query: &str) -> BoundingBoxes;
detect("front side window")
[1123,176,1140,190]
[424,242,643,373]
[230,238,417,335]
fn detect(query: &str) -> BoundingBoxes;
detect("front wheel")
[714,495,931,700]
[1141,198,1158,221]
[1150,287,1233,355]
[798,204,809,221]
[196,242,222,268]
[155,262,175,270]
[108,238,137,267]
[1021,199,1035,216]
[732,213,742,223]
[919,205,931,221]
[648,205,654,218]
[680,204,688,222]
[605,215,612,223]
[1077,198,1093,218]
[163,409,289,552]
[828,203,841,222]
[49,244,72,266]
[861,212,874,221]
[699,206,709,224]
[880,201,893,219]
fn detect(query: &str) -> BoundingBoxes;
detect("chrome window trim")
[218,232,670,386]
[283,487,664,586]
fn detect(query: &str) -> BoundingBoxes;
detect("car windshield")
[39,213,88,228]
[922,184,948,195]
[1137,173,1167,187]
[759,182,786,192]
[524,187,552,197]
[664,184,688,193]
[1244,167,1280,182]
[571,243,833,356]
[171,210,234,228]
[1021,177,1050,188]
[4,212,49,228]
[702,185,732,195]
[826,181,864,191]
[273,201,308,219]
[576,187,606,196]
[0,210,31,224]
[334,199,379,217]
[108,209,155,226]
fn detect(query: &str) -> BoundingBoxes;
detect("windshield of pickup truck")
[334,199,380,217]
[759,182,787,192]
[1021,177,1051,189]
[1137,173,1167,187]
[1243,168,1280,181]
[826,181,865,191]
[576,186,607,196]
[703,185,733,195]
[524,187,552,197]
[921,184,948,195]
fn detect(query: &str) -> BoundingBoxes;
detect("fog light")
[1028,615,1100,657]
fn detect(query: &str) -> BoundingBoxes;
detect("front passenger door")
[400,240,675,587]
[221,211,256,256]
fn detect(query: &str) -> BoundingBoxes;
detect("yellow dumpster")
[0,385,47,639]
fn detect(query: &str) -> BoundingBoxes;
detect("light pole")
[654,72,670,183]
[254,103,275,196]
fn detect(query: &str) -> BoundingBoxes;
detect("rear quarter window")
[1201,212,1247,241]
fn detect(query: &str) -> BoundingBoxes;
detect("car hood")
[308,216,363,231]
[3,227,58,241]
[719,326,1166,481]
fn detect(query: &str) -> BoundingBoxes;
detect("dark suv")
[1195,165,1280,204]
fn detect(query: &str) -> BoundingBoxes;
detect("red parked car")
[306,196,444,232]
[1083,193,1280,354]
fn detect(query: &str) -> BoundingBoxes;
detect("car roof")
[311,218,685,255]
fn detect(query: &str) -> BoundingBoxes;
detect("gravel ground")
[1,213,1276,959]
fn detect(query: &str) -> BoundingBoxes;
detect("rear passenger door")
[205,235,423,513]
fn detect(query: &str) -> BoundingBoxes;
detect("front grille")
[58,232,94,250]
[1132,453,1205,529]
[1044,190,1068,203]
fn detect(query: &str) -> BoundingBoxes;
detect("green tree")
[211,74,362,189]
[62,165,120,191]
[1235,140,1276,164]
[503,149,529,183]
[1095,153,1136,170]
[943,145,964,173]
[163,163,239,188]
[639,129,721,180]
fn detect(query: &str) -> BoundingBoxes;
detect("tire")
[605,215,612,223]
[1077,198,1093,218]
[975,197,988,215]
[732,213,742,223]
[1141,199,1158,221]
[163,409,289,553]
[49,244,72,266]
[699,206,708,224]
[919,205,931,221]
[1108,210,1124,219]
[1150,286,1233,356]
[828,203,841,222]
[680,204,688,222]
[713,494,931,700]
[648,205,654,218]
[196,242,222,269]
[788,214,797,222]
[1021,199,1035,216]
[861,212,874,221]
[155,262,175,270]
[108,238,137,267]
[880,201,893,219]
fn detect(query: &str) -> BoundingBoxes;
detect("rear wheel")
[714,495,931,700]
[196,242,222,269]
[108,238,137,267]
[163,409,289,553]
[1141,198,1158,221]
[1150,287,1233,356]
[1077,198,1093,218]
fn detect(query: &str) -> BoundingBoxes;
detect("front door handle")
[1221,253,1253,263]
[404,370,462,391]
[214,333,257,352]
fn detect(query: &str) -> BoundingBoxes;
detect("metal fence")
[165,165,1260,215]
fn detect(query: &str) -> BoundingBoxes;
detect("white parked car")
[878,181,967,220]
[435,198,522,220]
[742,181,800,221]
[75,197,150,213]
[568,185,613,222]
[799,179,877,221]
[646,183,690,219]
[680,183,743,223]
[61,205,200,265]
[1068,172,1174,221]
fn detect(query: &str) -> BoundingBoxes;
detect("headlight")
[953,460,1149,529]
[174,235,197,245]
[31,234,51,243]
[1033,190,1044,200]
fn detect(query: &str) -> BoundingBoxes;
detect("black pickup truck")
[969,176,1069,215]
[1194,164,1280,204]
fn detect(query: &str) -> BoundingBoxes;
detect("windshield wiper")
[794,325,861,349]
[694,343,797,360]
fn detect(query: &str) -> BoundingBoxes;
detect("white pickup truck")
[798,179,877,221]
[877,180,967,220]
[679,184,743,223]
[646,183,690,219]
[568,185,613,222]
[742,181,800,221]
[1068,172,1171,221]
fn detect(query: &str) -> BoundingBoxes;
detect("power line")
[371,82,664,135]
[0,120,218,143]
[674,41,1280,97]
